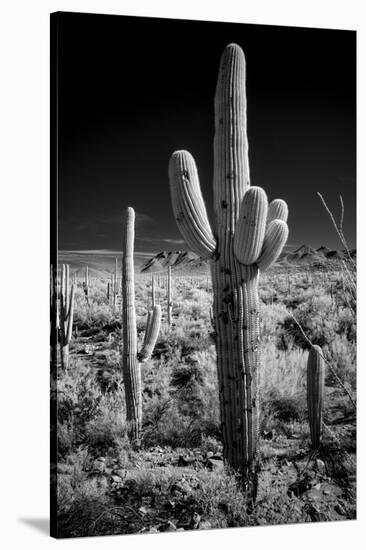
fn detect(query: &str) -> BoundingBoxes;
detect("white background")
[0,0,364,548]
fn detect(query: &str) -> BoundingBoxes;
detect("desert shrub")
[337,307,356,342]
[119,465,248,529]
[153,322,212,362]
[261,390,305,430]
[57,362,128,457]
[325,335,356,389]
[73,288,117,327]
[142,347,219,447]
[259,342,307,431]
[84,391,128,454]
[260,342,307,399]
[281,296,336,349]
[260,302,289,345]
[191,470,249,528]
[57,365,102,428]
[57,472,110,537]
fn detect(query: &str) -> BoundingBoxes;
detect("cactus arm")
[307,345,325,449]
[169,150,216,259]
[267,198,288,225]
[138,305,162,363]
[140,309,152,354]
[234,187,268,265]
[257,219,289,271]
[151,274,156,307]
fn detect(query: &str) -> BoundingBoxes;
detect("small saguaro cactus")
[59,263,75,371]
[307,345,325,449]
[167,265,172,326]
[113,257,118,308]
[169,44,289,485]
[122,207,162,442]
[50,263,58,369]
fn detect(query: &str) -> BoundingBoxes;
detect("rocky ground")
[55,323,356,538]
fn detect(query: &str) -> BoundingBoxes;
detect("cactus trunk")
[121,208,162,442]
[122,207,141,441]
[211,262,260,477]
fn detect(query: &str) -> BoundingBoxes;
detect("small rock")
[92,460,106,473]
[163,521,177,532]
[207,458,224,471]
[315,459,326,474]
[192,512,201,528]
[199,520,212,530]
[147,527,159,534]
[110,475,122,484]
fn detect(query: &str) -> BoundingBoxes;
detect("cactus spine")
[169,44,289,485]
[307,345,325,449]
[122,207,161,442]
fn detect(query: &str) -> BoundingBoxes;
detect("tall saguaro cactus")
[169,44,289,484]
[307,345,325,449]
[122,207,162,441]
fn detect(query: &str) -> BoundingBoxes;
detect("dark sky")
[56,12,356,252]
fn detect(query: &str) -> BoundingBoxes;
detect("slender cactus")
[114,257,118,308]
[50,263,58,368]
[122,207,161,442]
[167,265,172,326]
[59,264,75,371]
[65,264,70,318]
[307,345,325,449]
[169,44,289,486]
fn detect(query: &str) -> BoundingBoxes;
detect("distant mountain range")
[140,245,356,273]
[140,250,208,273]
[281,245,356,265]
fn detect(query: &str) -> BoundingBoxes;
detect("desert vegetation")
[51,250,356,537]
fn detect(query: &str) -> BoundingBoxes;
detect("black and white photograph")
[49,10,357,539]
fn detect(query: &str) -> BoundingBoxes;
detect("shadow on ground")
[18,518,49,536]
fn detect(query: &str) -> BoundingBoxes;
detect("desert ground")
[53,248,356,537]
